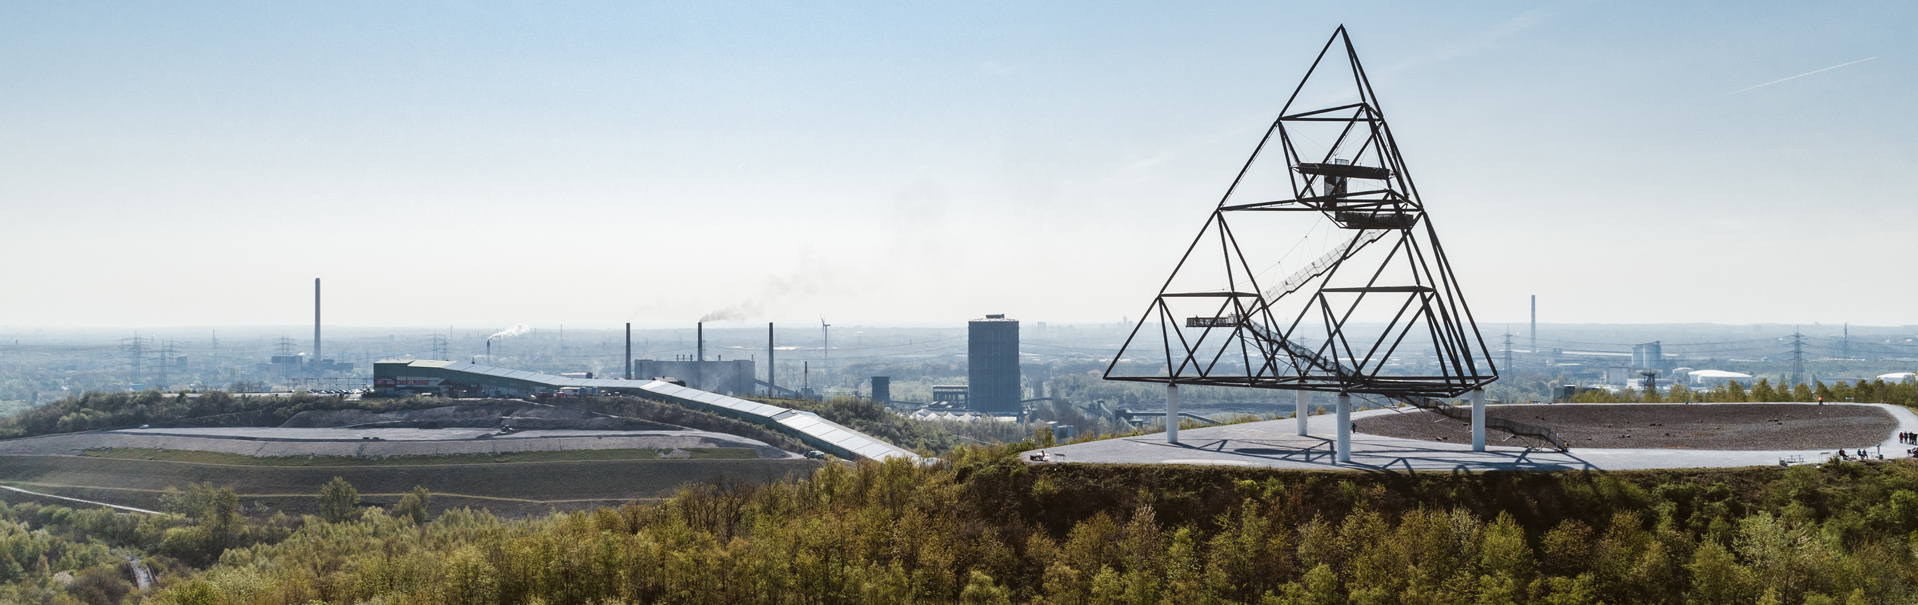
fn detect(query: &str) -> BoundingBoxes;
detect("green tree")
[154,579,220,605]
[1889,490,1918,530]
[161,482,238,532]
[1665,382,1693,402]
[1540,573,1600,605]
[1480,513,1535,585]
[1725,381,1748,402]
[440,545,499,605]
[317,476,361,523]
[1540,520,1592,577]
[1268,564,1340,605]
[1644,385,1665,403]
[960,571,1012,605]
[67,565,133,605]
[1032,424,1057,448]
[393,485,432,524]
[1685,541,1750,605]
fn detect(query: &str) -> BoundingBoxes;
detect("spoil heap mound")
[1357,403,1896,450]
[282,404,675,431]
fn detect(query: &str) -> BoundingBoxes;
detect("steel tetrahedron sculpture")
[1105,26,1498,401]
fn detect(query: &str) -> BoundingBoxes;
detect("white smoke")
[700,302,759,323]
[762,270,824,300]
[697,266,829,323]
[487,323,531,341]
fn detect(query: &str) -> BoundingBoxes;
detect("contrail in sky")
[1730,56,1878,94]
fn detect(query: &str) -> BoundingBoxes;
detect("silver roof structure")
[375,359,918,462]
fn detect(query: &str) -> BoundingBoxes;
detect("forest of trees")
[4,442,1916,604]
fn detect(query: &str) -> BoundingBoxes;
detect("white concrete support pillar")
[1166,383,1180,444]
[1471,388,1487,451]
[1296,390,1310,436]
[1335,393,1352,463]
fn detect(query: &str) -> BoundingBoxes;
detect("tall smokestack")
[767,322,775,393]
[1529,295,1536,361]
[624,323,632,380]
[697,322,704,362]
[313,278,321,368]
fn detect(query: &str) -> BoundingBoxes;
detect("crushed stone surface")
[1356,403,1896,450]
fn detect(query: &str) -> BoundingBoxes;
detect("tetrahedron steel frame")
[1104,26,1498,399]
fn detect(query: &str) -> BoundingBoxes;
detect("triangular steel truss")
[1105,26,1497,399]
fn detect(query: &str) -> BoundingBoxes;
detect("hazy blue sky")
[1,1,1912,329]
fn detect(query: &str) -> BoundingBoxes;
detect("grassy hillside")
[0,391,445,438]
[78,447,760,466]
[0,392,817,455]
[0,455,819,518]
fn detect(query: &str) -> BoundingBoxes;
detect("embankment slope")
[0,455,819,517]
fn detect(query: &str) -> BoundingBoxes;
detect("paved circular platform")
[1027,402,1918,471]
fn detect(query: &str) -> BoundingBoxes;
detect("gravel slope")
[1356,403,1896,450]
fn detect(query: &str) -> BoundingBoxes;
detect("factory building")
[968,314,1021,413]
[260,354,353,377]
[1631,342,1668,370]
[931,385,969,406]
[1687,369,1753,387]
[630,359,755,396]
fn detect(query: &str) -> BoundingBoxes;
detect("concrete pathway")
[1030,403,1918,471]
[0,485,162,514]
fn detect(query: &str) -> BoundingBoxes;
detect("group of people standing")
[1901,431,1918,444]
